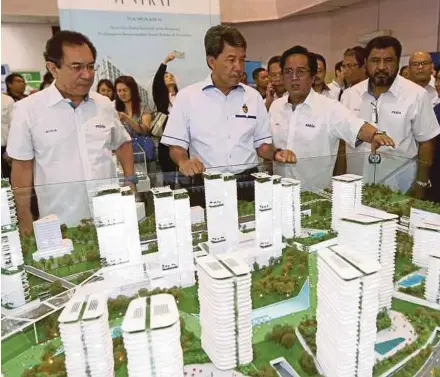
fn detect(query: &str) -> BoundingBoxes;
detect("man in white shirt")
[342,37,440,197]
[408,51,438,106]
[7,31,134,231]
[270,45,394,189]
[313,53,337,100]
[327,61,345,100]
[1,93,14,178]
[265,55,287,110]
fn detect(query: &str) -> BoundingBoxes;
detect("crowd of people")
[1,25,439,230]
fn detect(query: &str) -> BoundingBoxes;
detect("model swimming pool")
[375,337,405,355]
[399,274,425,288]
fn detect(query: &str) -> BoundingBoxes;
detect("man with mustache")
[342,36,440,198]
[7,31,134,232]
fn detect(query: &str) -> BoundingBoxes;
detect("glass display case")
[1,152,439,377]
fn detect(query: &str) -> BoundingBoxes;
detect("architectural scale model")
[190,205,205,225]
[121,294,183,377]
[316,245,380,377]
[1,180,29,308]
[281,177,301,238]
[412,221,440,268]
[425,249,440,304]
[197,254,253,370]
[331,174,363,231]
[32,214,74,261]
[58,295,114,377]
[152,187,195,287]
[338,207,398,309]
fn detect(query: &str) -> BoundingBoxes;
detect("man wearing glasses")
[7,31,134,232]
[270,45,394,190]
[265,55,287,110]
[341,36,440,198]
[408,51,438,106]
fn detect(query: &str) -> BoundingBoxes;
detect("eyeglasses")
[66,63,100,73]
[371,100,378,124]
[283,68,310,78]
[342,63,358,70]
[409,61,431,68]
[269,72,282,78]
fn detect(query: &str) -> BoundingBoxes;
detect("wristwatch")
[371,130,387,143]
[124,175,139,184]
[273,148,283,161]
[415,180,432,188]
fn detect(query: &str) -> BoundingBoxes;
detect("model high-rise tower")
[281,178,301,239]
[197,254,253,370]
[413,221,440,268]
[317,246,380,377]
[252,173,283,259]
[152,187,195,287]
[338,207,398,309]
[203,172,239,254]
[1,179,29,308]
[58,295,114,377]
[122,294,184,377]
[425,249,440,304]
[331,174,363,231]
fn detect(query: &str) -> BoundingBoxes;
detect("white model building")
[331,174,363,231]
[317,246,380,377]
[197,254,253,370]
[338,206,398,309]
[280,178,301,239]
[425,249,440,304]
[203,172,239,254]
[1,180,29,308]
[122,294,183,377]
[58,295,114,377]
[32,214,74,261]
[413,221,440,268]
[152,187,195,287]
[191,206,205,225]
[252,173,283,259]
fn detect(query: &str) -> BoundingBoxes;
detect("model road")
[416,341,440,377]
[24,265,75,289]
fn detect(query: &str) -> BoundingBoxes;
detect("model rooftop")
[82,295,106,321]
[251,172,271,179]
[281,178,301,186]
[59,295,107,323]
[34,214,59,224]
[341,210,398,225]
[151,186,173,195]
[197,255,233,280]
[319,248,363,281]
[121,297,147,333]
[332,174,363,182]
[150,294,180,330]
[357,205,399,220]
[173,188,188,195]
[330,245,381,275]
[217,255,250,276]
[59,298,85,324]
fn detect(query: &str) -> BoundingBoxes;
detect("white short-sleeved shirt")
[341,76,440,192]
[1,94,14,147]
[270,89,364,189]
[7,84,131,226]
[161,75,272,174]
[426,84,439,106]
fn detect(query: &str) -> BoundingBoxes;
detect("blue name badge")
[235,114,257,119]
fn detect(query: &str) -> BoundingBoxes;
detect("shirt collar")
[201,75,245,92]
[282,88,317,110]
[46,83,92,107]
[363,76,400,98]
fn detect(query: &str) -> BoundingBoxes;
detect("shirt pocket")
[235,115,257,143]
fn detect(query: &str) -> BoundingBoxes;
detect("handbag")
[150,112,168,137]
[132,135,156,162]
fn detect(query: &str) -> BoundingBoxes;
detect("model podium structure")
[338,207,398,310]
[203,172,239,254]
[317,246,381,377]
[58,295,114,377]
[252,173,283,259]
[197,254,253,370]
[331,174,363,231]
[413,221,440,268]
[152,187,195,287]
[425,249,440,304]
[1,180,29,308]
[122,294,183,377]
[281,178,301,238]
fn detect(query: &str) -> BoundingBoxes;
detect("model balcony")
[211,236,226,244]
[258,204,272,212]
[208,200,224,208]
[158,222,175,230]
[259,241,273,248]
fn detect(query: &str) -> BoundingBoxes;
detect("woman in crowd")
[153,52,179,175]
[97,79,115,101]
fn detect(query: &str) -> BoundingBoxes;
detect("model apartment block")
[413,221,440,268]
[92,186,141,265]
[280,178,302,239]
[317,246,380,377]
[197,254,253,370]
[425,249,440,304]
[122,294,183,377]
[152,187,195,287]
[203,172,239,254]
[338,206,398,309]
[58,295,114,377]
[252,173,283,259]
[331,174,363,231]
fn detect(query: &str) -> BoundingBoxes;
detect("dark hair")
[280,46,318,77]
[399,65,408,76]
[344,46,367,68]
[365,36,402,61]
[39,71,54,91]
[252,67,266,80]
[204,25,247,68]
[267,56,282,73]
[435,64,440,77]
[97,79,115,100]
[5,73,25,89]
[335,61,343,73]
[114,76,141,117]
[315,54,327,71]
[44,30,97,67]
